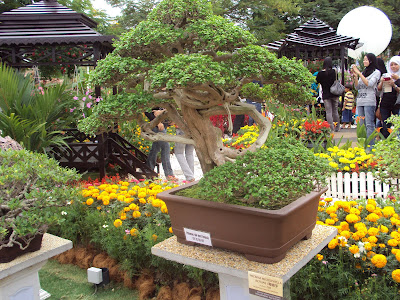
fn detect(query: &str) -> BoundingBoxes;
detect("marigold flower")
[368,236,378,244]
[366,213,380,222]
[138,192,147,199]
[161,205,168,214]
[345,214,359,223]
[86,198,94,205]
[132,211,141,218]
[392,269,400,283]
[326,206,337,214]
[103,199,110,205]
[368,227,379,236]
[340,231,351,239]
[114,219,122,227]
[378,225,388,233]
[169,227,173,234]
[316,254,323,261]
[328,238,338,249]
[130,228,138,237]
[349,245,359,254]
[325,218,335,225]
[366,204,376,212]
[383,206,395,218]
[152,234,158,242]
[371,254,387,268]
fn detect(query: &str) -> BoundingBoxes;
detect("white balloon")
[337,6,392,59]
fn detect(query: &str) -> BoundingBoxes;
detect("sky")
[91,0,122,18]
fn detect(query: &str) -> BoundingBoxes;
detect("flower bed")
[291,196,400,298]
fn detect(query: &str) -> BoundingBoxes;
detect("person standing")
[341,84,355,129]
[377,56,400,138]
[316,57,340,132]
[174,128,195,182]
[145,108,175,179]
[351,53,381,149]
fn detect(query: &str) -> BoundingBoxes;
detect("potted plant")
[0,148,80,263]
[300,119,331,150]
[158,138,331,263]
[77,0,322,263]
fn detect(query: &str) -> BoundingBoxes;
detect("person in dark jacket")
[316,57,340,132]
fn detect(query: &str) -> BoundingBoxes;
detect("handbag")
[330,69,345,96]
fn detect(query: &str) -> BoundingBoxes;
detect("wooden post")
[97,133,106,179]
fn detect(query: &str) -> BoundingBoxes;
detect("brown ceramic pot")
[158,181,328,264]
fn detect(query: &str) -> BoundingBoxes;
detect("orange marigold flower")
[371,254,387,268]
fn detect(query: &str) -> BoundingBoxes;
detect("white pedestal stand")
[152,225,337,300]
[0,234,72,300]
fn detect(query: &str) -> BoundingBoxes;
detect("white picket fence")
[325,172,400,199]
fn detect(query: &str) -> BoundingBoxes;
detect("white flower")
[358,241,366,254]
[102,224,109,229]
[354,253,360,258]
[66,201,72,205]
[61,211,67,215]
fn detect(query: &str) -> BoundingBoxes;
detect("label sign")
[248,271,283,299]
[184,228,212,246]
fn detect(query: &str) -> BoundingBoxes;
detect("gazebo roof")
[0,0,114,46]
[266,17,360,59]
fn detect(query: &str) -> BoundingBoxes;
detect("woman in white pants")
[175,128,195,182]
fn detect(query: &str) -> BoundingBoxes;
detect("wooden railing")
[51,129,158,179]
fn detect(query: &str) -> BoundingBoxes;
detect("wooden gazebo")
[266,16,361,83]
[0,0,158,180]
[0,0,114,73]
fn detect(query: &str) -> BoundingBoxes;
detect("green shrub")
[193,137,331,209]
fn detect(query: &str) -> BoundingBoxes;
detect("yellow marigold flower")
[371,254,387,268]
[340,222,350,231]
[114,219,122,227]
[396,252,400,262]
[365,242,372,251]
[345,214,359,224]
[368,236,378,244]
[103,199,110,206]
[109,193,117,199]
[325,197,333,203]
[392,248,400,255]
[341,231,351,239]
[97,206,101,210]
[138,192,147,199]
[86,198,94,205]
[350,208,360,215]
[130,228,138,237]
[169,227,173,234]
[316,254,323,261]
[144,212,152,217]
[161,205,168,214]
[139,198,147,204]
[392,269,400,283]
[132,211,141,218]
[124,207,130,212]
[329,162,338,169]
[325,218,335,225]
[379,243,386,248]
[379,225,389,233]
[120,214,127,221]
[326,206,337,214]
[128,190,136,196]
[367,199,377,206]
[383,206,395,218]
[366,204,376,212]
[87,186,95,190]
[120,186,128,191]
[152,234,158,242]
[366,213,380,222]
[368,227,379,236]
[354,222,367,231]
[92,193,99,198]
[349,245,359,254]
[328,238,338,249]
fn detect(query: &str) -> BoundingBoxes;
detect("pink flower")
[88,95,92,99]
[96,97,102,103]
[73,96,79,100]
[125,229,130,235]
[82,97,86,102]
[70,107,76,112]
[86,102,92,108]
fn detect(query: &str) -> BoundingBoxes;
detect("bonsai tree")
[79,0,314,173]
[0,148,80,251]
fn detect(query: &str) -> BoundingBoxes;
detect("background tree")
[78,0,314,173]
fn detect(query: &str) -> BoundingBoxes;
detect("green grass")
[39,260,139,299]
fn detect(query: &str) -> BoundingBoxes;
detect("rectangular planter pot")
[158,181,328,264]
